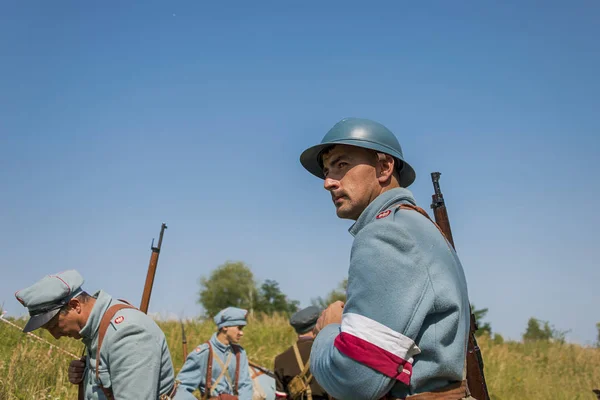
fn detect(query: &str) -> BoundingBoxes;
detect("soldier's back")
[274,338,329,399]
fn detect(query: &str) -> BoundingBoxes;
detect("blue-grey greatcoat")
[310,188,471,400]
[80,290,175,399]
[174,332,254,400]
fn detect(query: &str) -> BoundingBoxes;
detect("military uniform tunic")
[310,188,471,400]
[174,332,254,400]
[79,290,175,399]
[274,337,329,399]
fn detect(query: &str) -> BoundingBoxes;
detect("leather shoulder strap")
[95,302,137,383]
[292,343,304,371]
[292,342,313,385]
[205,341,213,400]
[397,204,452,245]
[233,344,241,395]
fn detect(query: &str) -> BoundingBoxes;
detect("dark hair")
[320,145,402,181]
[59,291,91,315]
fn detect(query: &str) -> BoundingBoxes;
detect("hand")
[68,357,87,384]
[315,301,344,334]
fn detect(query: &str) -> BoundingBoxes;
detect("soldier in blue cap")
[174,306,254,399]
[273,306,329,400]
[299,118,474,400]
[15,269,176,399]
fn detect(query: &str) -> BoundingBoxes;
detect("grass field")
[1,313,599,400]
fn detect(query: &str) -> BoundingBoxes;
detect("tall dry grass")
[1,314,599,399]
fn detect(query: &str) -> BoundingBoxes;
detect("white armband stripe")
[341,313,421,361]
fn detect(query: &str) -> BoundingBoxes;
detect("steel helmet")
[300,117,416,187]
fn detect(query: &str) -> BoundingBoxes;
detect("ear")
[68,298,82,313]
[376,154,395,184]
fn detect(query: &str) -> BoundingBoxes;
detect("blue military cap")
[15,270,85,333]
[214,307,248,329]
[290,306,321,334]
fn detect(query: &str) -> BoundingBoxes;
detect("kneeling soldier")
[175,307,253,400]
[15,270,176,399]
[273,306,329,400]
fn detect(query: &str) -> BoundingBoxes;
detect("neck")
[78,298,96,330]
[216,331,230,346]
[298,331,315,340]
[376,178,400,197]
[362,181,401,219]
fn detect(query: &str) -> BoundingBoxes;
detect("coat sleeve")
[310,215,432,400]
[236,350,254,400]
[174,345,210,400]
[104,317,164,399]
[273,355,288,398]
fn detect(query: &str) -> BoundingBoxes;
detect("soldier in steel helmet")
[299,118,474,400]
[14,269,176,399]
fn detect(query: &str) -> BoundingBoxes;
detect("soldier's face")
[322,145,381,220]
[43,307,82,340]
[224,325,244,344]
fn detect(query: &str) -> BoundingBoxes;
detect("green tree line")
[198,263,600,346]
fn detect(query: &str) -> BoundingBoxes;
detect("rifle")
[78,223,167,400]
[248,360,275,378]
[430,172,490,400]
[140,223,167,314]
[181,320,189,361]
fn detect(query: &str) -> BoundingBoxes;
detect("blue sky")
[1,1,598,345]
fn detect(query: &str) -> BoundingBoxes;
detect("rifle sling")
[291,342,313,399]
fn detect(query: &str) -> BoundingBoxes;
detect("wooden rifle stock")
[140,223,167,314]
[430,172,490,400]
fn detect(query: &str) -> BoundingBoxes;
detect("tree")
[522,317,553,342]
[492,333,504,345]
[312,278,347,309]
[198,261,258,318]
[471,304,492,337]
[596,322,600,348]
[255,279,300,316]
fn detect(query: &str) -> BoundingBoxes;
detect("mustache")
[331,192,346,201]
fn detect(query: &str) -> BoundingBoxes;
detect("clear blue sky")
[1,1,598,345]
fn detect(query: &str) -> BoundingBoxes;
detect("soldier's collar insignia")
[376,210,391,219]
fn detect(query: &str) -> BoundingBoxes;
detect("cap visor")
[23,308,60,333]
